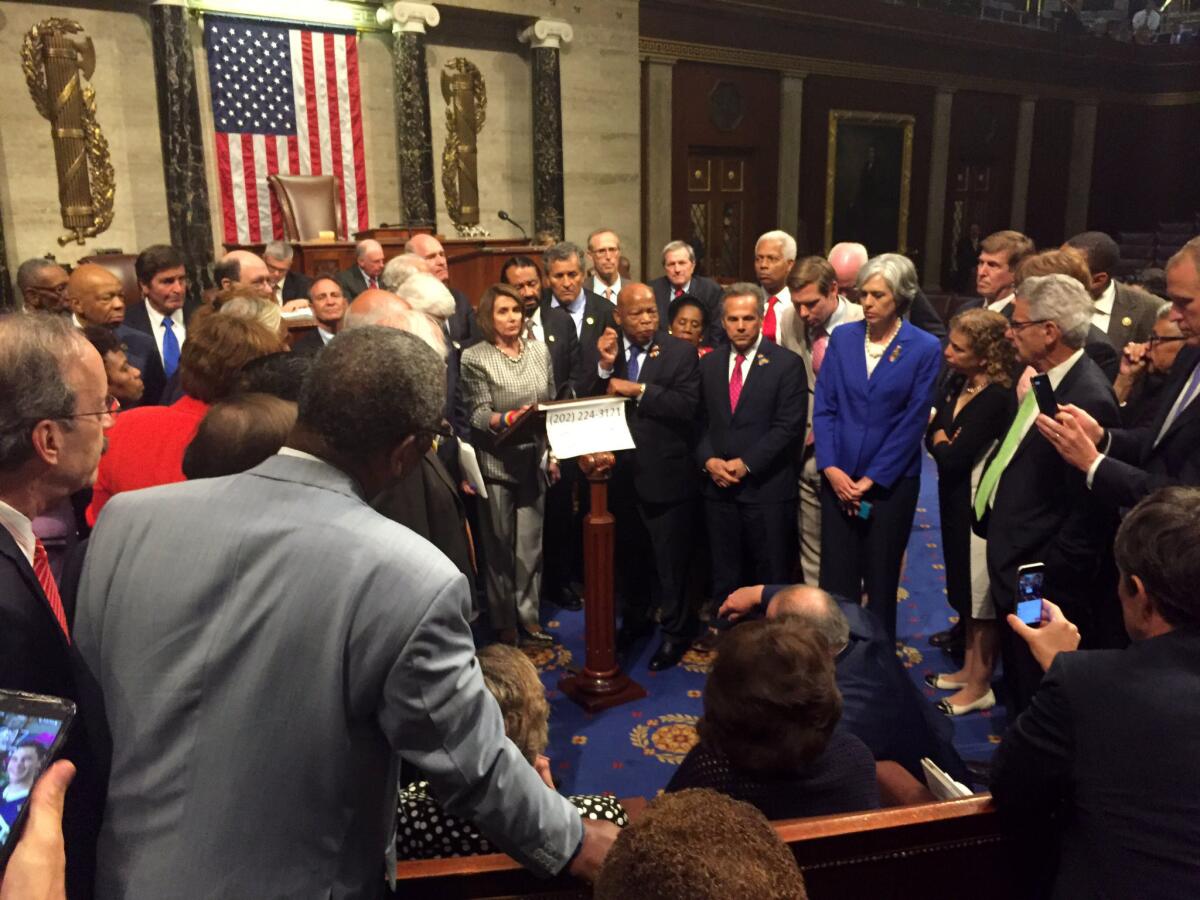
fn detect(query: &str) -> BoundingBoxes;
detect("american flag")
[204,15,369,244]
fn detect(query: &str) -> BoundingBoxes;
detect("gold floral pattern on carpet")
[522,642,573,673]
[679,647,716,674]
[630,713,700,765]
[895,642,923,668]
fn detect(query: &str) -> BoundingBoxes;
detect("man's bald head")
[345,289,446,360]
[404,233,449,282]
[828,243,869,298]
[67,264,126,327]
[215,250,273,297]
[766,585,850,655]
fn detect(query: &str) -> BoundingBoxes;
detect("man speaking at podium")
[586,283,702,671]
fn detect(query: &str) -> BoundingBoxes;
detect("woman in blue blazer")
[813,254,942,638]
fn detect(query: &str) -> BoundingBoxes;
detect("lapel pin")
[888,344,902,363]
[1121,316,1133,327]
[756,355,770,366]
[648,344,661,359]
[548,334,556,342]
[586,316,595,326]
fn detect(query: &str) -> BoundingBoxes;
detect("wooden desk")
[225,235,541,306]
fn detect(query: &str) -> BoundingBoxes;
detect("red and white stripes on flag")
[205,17,368,245]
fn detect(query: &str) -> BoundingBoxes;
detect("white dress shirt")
[764,285,791,323]
[987,291,1016,314]
[0,499,35,566]
[526,307,545,343]
[551,291,587,338]
[592,276,623,305]
[1092,280,1116,335]
[146,299,186,363]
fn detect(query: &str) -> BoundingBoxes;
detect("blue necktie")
[627,344,644,382]
[162,317,180,379]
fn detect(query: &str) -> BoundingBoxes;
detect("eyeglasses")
[1007,318,1050,333]
[57,395,121,421]
[1147,335,1187,347]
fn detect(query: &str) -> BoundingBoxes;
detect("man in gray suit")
[1066,231,1164,351]
[74,327,614,898]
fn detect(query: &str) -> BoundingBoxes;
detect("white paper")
[457,440,488,500]
[921,758,972,801]
[543,396,635,460]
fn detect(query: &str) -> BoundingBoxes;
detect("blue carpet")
[532,452,1006,798]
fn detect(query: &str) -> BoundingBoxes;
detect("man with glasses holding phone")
[0,314,115,897]
[1036,239,1200,512]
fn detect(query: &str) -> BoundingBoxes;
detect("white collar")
[277,447,328,465]
[145,299,183,326]
[0,499,35,566]
[734,333,764,360]
[1045,347,1086,388]
[1095,280,1116,316]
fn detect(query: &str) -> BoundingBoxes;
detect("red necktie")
[764,296,778,341]
[806,329,829,447]
[32,539,69,642]
[729,353,746,412]
[673,287,684,299]
[369,276,378,290]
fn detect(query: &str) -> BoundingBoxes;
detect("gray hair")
[661,240,696,265]
[15,259,60,295]
[1020,274,1093,349]
[857,253,919,316]
[0,314,88,469]
[263,240,293,262]
[587,228,620,249]
[397,272,455,321]
[298,327,445,459]
[769,585,851,654]
[1156,302,1174,322]
[755,230,797,263]
[380,253,428,293]
[355,239,382,261]
[218,295,284,336]
[343,293,447,360]
[720,282,767,318]
[542,241,585,272]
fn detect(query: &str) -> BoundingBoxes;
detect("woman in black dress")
[924,308,1016,716]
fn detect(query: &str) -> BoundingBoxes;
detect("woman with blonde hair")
[924,308,1017,715]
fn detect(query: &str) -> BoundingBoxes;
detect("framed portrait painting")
[823,110,915,256]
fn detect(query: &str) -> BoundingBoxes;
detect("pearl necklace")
[864,320,901,359]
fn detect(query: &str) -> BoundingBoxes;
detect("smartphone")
[857,500,873,520]
[1030,374,1058,417]
[0,691,75,866]
[1016,563,1046,628]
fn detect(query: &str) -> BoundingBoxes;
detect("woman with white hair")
[812,253,942,639]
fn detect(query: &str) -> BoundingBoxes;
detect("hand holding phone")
[1030,374,1058,417]
[1016,562,1046,628]
[0,691,74,867]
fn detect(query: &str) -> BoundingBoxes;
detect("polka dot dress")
[396,780,628,860]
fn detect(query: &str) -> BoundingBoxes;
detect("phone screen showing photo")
[1017,570,1044,627]
[0,714,69,851]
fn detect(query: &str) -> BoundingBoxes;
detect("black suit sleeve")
[639,344,700,422]
[925,388,1013,478]
[909,290,948,341]
[1086,339,1119,382]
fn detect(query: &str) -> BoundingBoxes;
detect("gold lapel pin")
[586,316,595,326]
[1121,316,1133,327]
[888,345,902,363]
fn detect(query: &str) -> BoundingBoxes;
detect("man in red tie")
[649,240,724,345]
[334,239,386,303]
[695,284,808,646]
[0,313,114,896]
[754,230,797,344]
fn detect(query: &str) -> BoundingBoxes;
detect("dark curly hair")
[947,307,1016,388]
[594,788,807,900]
[699,619,841,776]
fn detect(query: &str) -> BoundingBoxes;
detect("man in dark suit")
[291,276,347,358]
[1037,242,1200,511]
[697,283,808,629]
[123,245,199,393]
[538,242,617,611]
[66,263,166,407]
[334,238,385,302]
[582,283,702,670]
[992,486,1200,900]
[975,274,1122,716]
[263,239,313,306]
[720,583,969,784]
[405,233,480,347]
[1065,232,1163,352]
[649,239,724,346]
[0,314,110,898]
[502,255,579,397]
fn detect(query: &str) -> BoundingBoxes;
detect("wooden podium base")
[557,455,646,713]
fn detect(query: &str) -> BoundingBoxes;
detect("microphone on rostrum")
[498,210,529,241]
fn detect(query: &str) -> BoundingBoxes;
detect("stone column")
[1009,96,1037,233]
[777,72,806,244]
[519,20,573,243]
[380,2,440,229]
[922,87,955,291]
[643,58,674,273]
[1064,98,1098,238]
[151,0,215,307]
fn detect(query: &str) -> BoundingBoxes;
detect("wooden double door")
[675,148,770,283]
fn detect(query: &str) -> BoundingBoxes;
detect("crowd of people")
[1,218,1198,899]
